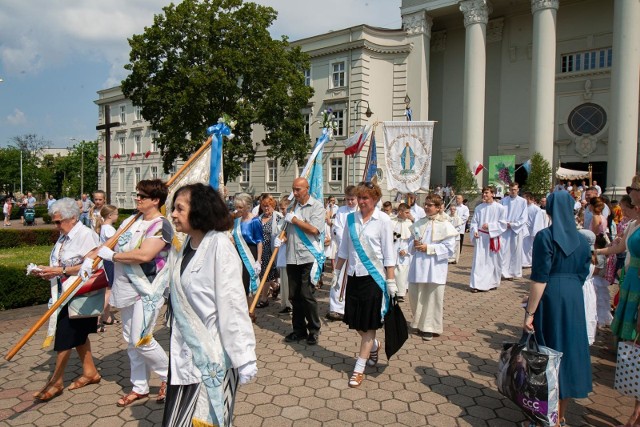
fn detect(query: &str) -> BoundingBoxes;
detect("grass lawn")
[0,245,51,269]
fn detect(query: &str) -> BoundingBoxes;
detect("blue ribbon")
[347,213,389,319]
[293,225,326,284]
[206,123,232,190]
[232,218,259,295]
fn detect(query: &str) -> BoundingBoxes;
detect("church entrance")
[560,161,607,188]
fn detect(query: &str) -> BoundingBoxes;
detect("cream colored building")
[96,0,639,205]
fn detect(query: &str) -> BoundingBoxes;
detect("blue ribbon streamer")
[206,123,232,190]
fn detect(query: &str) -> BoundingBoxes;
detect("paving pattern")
[0,243,632,426]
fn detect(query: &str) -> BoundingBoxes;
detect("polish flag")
[344,124,372,156]
[130,152,136,160]
[144,150,152,159]
[472,161,484,176]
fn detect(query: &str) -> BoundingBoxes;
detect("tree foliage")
[122,0,314,182]
[525,152,552,200]
[453,151,479,200]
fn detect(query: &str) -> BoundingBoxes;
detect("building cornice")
[401,0,458,14]
[291,24,405,48]
[305,39,412,58]
[460,0,492,27]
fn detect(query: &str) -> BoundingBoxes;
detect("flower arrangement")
[321,108,339,136]
[207,114,236,140]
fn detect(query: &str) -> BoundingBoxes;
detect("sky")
[0,0,402,149]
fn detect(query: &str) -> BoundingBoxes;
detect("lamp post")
[351,100,373,184]
[70,138,84,196]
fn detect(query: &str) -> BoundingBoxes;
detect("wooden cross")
[96,105,121,204]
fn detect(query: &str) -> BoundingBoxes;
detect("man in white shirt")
[455,195,470,251]
[469,186,507,292]
[326,186,357,321]
[407,192,426,222]
[583,186,610,230]
[593,180,602,195]
[522,192,547,268]
[500,182,529,280]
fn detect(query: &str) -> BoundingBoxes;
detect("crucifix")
[96,105,121,204]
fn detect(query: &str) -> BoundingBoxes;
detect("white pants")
[120,298,168,394]
[278,267,292,309]
[328,267,346,314]
[395,263,409,297]
[409,282,445,334]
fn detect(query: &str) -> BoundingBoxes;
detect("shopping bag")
[384,297,408,359]
[614,340,640,398]
[68,289,105,318]
[496,332,563,426]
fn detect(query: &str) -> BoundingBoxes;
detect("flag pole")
[5,135,213,362]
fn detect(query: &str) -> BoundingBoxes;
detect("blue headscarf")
[546,190,580,256]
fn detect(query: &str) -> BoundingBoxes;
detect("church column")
[529,0,559,164]
[607,0,640,193]
[402,11,433,120]
[460,0,491,185]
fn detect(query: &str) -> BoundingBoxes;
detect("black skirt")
[53,304,97,351]
[343,274,384,332]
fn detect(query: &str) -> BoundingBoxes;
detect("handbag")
[614,340,640,399]
[62,268,109,296]
[384,296,409,359]
[68,289,105,318]
[496,332,563,426]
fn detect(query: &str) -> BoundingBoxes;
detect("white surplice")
[522,203,548,268]
[392,217,412,297]
[469,202,507,290]
[499,195,529,279]
[329,205,356,314]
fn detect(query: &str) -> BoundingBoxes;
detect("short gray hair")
[235,193,253,208]
[49,198,80,220]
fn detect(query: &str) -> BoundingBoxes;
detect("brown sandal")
[156,381,167,403]
[348,372,365,388]
[116,391,149,407]
[35,384,64,402]
[68,373,102,390]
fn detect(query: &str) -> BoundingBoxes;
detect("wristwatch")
[62,266,69,277]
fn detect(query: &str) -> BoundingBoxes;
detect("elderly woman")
[33,198,101,401]
[524,190,592,427]
[89,179,173,407]
[231,193,263,296]
[256,194,283,307]
[332,181,396,388]
[163,183,257,427]
[597,178,640,427]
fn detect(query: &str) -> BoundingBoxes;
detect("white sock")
[354,357,367,374]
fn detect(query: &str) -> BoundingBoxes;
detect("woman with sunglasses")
[32,198,102,402]
[88,179,173,407]
[332,181,396,388]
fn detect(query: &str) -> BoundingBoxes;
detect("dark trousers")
[459,233,465,253]
[287,263,321,336]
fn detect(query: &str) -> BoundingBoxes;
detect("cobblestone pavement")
[0,243,632,426]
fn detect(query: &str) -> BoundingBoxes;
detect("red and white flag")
[472,161,484,176]
[344,124,372,156]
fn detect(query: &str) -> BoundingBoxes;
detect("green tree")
[122,0,314,182]
[453,151,479,200]
[61,140,99,197]
[524,152,552,200]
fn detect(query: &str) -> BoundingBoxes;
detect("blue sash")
[347,213,390,319]
[232,218,258,295]
[294,225,326,286]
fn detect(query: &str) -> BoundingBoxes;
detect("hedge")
[0,229,59,249]
[0,267,50,310]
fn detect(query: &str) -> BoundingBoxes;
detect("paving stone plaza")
[0,243,632,426]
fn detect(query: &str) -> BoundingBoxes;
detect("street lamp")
[351,100,374,184]
[70,138,84,196]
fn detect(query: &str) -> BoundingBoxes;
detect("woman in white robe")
[163,183,257,427]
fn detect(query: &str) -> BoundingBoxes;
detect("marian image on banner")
[382,121,434,194]
[488,155,516,198]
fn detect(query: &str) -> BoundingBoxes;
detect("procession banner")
[382,121,434,194]
[488,155,516,198]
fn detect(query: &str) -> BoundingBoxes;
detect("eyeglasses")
[359,181,375,189]
[627,187,640,195]
[52,218,67,225]
[424,203,435,207]
[136,193,151,200]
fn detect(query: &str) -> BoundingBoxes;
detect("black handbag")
[384,296,409,359]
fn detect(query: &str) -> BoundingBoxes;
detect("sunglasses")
[359,181,375,189]
[53,220,64,225]
[136,193,151,200]
[626,187,640,195]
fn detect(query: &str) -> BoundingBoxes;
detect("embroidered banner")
[382,121,434,193]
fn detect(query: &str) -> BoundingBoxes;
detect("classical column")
[402,11,432,120]
[460,0,491,185]
[529,0,559,164]
[607,0,640,193]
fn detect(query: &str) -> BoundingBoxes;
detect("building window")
[330,158,343,182]
[119,136,126,155]
[134,106,142,121]
[118,168,125,191]
[241,161,250,182]
[134,134,141,154]
[331,61,346,88]
[119,105,126,123]
[151,166,158,180]
[304,114,311,136]
[304,69,311,86]
[333,109,345,136]
[267,159,278,183]
[568,103,607,136]
[298,159,307,177]
[561,48,612,73]
[151,134,159,152]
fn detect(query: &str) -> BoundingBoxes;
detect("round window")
[567,103,607,136]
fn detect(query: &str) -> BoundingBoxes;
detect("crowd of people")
[19,173,640,427]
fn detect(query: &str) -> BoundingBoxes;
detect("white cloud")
[7,108,26,125]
